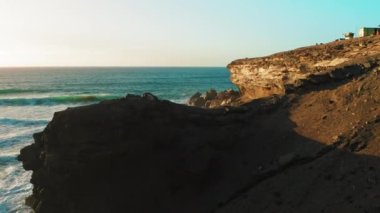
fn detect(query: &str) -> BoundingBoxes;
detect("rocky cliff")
[19,36,380,213]
[228,36,380,101]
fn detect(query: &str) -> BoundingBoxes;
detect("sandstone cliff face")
[18,36,380,213]
[228,36,380,101]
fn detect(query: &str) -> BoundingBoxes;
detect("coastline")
[0,67,235,212]
[17,36,380,212]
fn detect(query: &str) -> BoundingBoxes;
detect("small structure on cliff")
[343,32,354,40]
[359,27,380,37]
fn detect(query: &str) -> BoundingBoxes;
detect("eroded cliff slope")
[18,36,380,213]
[228,36,380,101]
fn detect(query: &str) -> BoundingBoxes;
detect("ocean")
[0,67,236,212]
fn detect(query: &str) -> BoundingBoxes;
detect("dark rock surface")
[19,94,302,213]
[18,36,380,213]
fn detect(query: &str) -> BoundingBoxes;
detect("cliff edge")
[18,36,380,213]
[228,36,380,101]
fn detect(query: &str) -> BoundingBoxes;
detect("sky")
[0,0,379,67]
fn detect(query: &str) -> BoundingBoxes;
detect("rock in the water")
[187,89,240,108]
[188,92,206,107]
[204,89,217,101]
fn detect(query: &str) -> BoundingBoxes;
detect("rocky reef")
[19,36,380,213]
[187,89,240,108]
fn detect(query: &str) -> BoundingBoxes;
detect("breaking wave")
[0,118,48,127]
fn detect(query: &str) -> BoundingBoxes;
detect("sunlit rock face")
[187,89,241,108]
[228,36,380,101]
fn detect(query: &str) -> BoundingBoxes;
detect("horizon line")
[0,65,227,68]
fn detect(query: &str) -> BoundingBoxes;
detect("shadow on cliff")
[18,86,380,213]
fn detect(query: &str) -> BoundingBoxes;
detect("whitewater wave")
[0,125,44,141]
[0,118,48,127]
[169,98,188,104]
[0,138,33,213]
[0,163,33,213]
[0,95,121,106]
[0,135,35,151]
[0,105,73,121]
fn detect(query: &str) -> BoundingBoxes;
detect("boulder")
[204,89,217,101]
[188,92,206,107]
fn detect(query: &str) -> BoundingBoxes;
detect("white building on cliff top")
[359,27,380,37]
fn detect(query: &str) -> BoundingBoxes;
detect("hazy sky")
[0,0,379,66]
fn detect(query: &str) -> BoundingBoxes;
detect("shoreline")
[17,36,380,212]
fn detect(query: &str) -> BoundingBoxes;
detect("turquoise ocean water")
[0,67,236,212]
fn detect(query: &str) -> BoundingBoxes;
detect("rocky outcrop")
[187,89,240,108]
[228,36,380,101]
[18,36,380,213]
[18,94,292,213]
